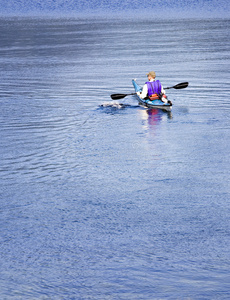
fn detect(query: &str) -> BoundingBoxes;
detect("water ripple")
[0,17,230,299]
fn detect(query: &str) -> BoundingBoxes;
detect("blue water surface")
[0,16,230,299]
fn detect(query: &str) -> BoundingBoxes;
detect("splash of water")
[99,102,131,111]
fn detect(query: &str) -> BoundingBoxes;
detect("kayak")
[132,79,172,111]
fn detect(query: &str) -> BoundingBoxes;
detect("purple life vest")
[146,80,162,96]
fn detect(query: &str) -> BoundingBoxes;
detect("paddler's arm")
[137,84,148,99]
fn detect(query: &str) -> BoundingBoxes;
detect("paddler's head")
[147,71,156,81]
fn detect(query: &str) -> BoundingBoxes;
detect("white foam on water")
[100,101,126,109]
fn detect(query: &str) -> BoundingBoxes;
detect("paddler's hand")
[136,92,141,96]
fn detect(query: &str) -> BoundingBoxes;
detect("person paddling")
[137,71,169,104]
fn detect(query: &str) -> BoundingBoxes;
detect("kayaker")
[137,71,168,103]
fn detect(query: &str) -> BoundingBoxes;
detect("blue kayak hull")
[132,79,172,111]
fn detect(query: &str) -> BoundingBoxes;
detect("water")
[1,0,229,18]
[0,16,230,299]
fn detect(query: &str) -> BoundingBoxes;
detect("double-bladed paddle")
[110,82,189,100]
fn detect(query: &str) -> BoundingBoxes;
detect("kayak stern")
[132,79,172,111]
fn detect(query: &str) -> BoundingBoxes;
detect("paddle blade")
[173,82,189,89]
[110,93,127,100]
[110,93,135,100]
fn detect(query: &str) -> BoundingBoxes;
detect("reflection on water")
[147,108,172,124]
[138,108,173,131]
